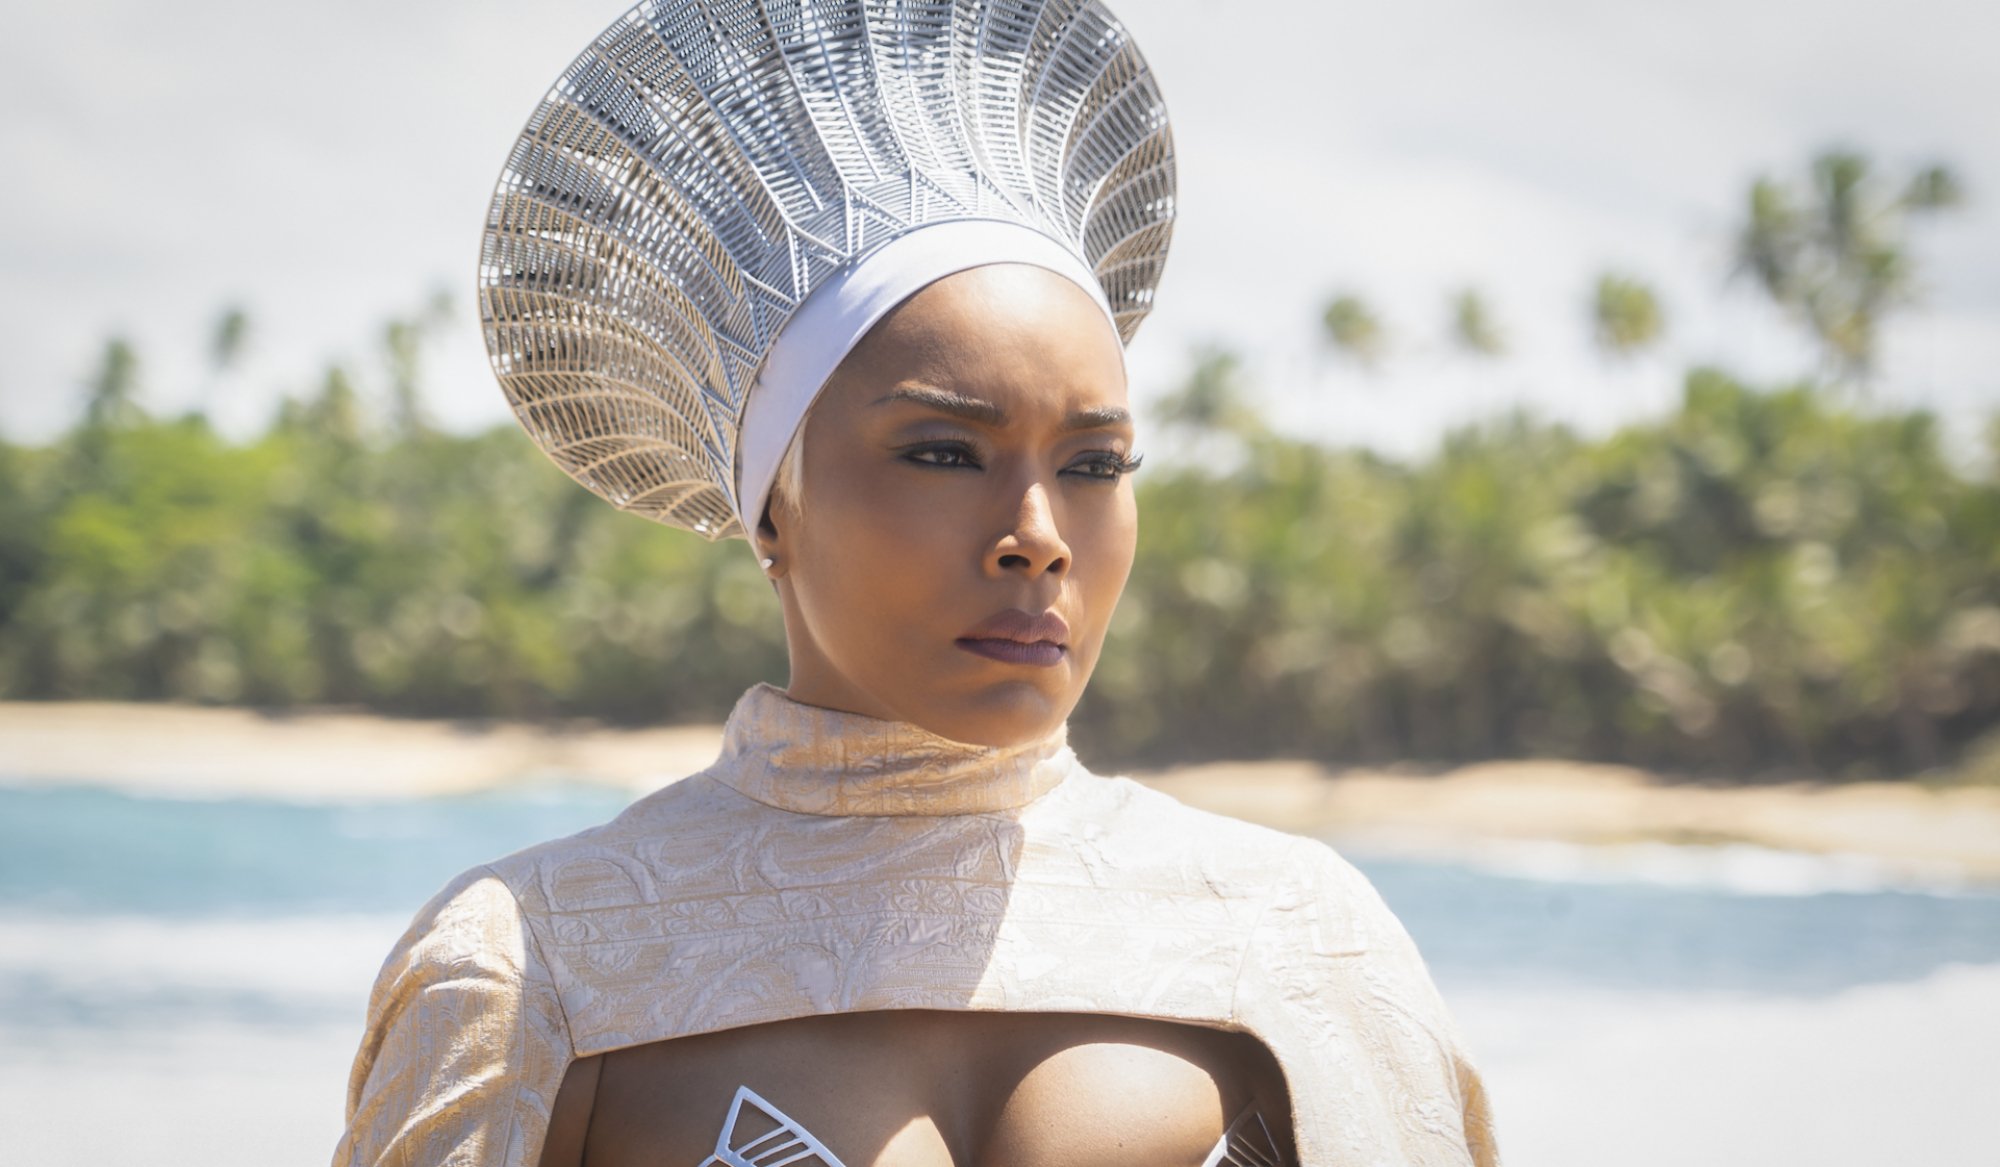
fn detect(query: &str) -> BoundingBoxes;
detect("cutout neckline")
[698,1084,1285,1167]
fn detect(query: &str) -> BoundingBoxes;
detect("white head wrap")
[480,0,1175,541]
[735,218,1118,534]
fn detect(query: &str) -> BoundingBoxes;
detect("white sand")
[0,700,723,800]
[1450,963,2000,1165]
[0,910,396,1166]
[1144,758,2000,883]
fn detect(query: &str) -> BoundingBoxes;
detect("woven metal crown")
[478,0,1177,540]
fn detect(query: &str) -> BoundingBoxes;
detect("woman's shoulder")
[1070,768,1333,846]
[362,771,727,951]
[480,767,745,883]
[367,864,540,984]
[1061,770,1374,900]
[341,867,574,1164]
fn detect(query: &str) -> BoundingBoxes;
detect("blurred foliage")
[1153,346,1264,441]
[1447,287,1507,358]
[1592,272,1666,358]
[1320,294,1388,367]
[0,326,788,728]
[1076,368,2000,777]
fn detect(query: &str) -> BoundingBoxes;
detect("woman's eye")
[902,444,1142,478]
[905,443,980,468]
[1067,451,1144,480]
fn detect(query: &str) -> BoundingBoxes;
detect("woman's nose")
[988,481,1071,578]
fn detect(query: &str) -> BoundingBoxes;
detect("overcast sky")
[5,0,1995,456]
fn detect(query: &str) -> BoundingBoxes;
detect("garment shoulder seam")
[478,861,575,1042]
[476,860,578,1163]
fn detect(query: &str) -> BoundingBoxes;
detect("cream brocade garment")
[333,684,1500,1167]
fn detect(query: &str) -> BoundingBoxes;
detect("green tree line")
[4,344,1996,778]
[1082,367,2000,776]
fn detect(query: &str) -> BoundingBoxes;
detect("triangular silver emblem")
[1200,1104,1286,1167]
[699,1085,849,1167]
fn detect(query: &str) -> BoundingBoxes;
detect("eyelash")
[902,441,1144,481]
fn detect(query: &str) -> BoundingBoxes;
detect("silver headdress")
[478,0,1177,540]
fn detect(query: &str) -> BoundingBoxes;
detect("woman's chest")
[561,1011,1292,1167]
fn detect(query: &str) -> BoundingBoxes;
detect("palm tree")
[83,337,142,430]
[1320,293,1388,367]
[196,305,252,420]
[383,319,427,438]
[1447,288,1505,357]
[210,306,251,375]
[382,286,458,438]
[309,364,365,446]
[1591,272,1665,357]
[1155,344,1262,439]
[1731,148,1963,388]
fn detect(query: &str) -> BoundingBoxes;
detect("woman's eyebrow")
[1061,404,1132,432]
[869,385,1132,432]
[870,385,1005,425]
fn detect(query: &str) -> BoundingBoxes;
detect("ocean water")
[3,778,1998,1165]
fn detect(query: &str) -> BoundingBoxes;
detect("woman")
[334,1,1498,1164]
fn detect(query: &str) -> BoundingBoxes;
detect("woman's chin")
[894,674,1078,748]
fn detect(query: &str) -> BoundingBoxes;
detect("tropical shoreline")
[5,699,1998,882]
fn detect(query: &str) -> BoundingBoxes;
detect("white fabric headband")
[733,217,1121,535]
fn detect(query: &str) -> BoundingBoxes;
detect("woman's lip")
[960,608,1071,644]
[955,637,1067,668]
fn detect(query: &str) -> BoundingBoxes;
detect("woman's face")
[758,263,1138,747]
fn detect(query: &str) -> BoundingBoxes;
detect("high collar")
[707,683,1077,817]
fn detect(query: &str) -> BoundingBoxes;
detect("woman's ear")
[755,500,788,580]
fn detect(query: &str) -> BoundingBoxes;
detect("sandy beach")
[1140,757,2000,885]
[6,698,1998,883]
[0,700,728,799]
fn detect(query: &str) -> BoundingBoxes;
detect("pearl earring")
[759,557,775,571]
